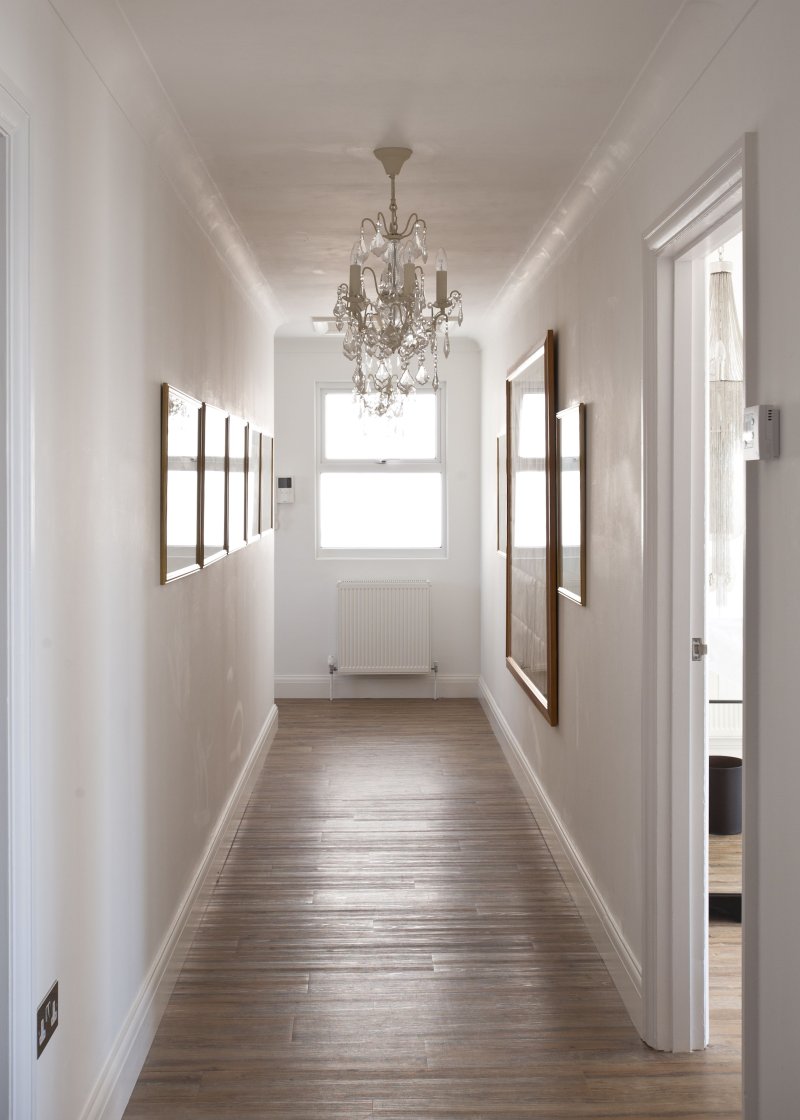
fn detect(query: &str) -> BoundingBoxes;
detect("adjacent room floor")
[124,699,741,1119]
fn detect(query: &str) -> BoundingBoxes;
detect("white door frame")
[0,77,34,1120]
[641,135,753,1055]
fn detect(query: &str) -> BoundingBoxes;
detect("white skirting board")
[275,674,479,699]
[478,678,643,1035]
[78,704,279,1120]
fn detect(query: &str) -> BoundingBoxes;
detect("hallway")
[124,700,740,1119]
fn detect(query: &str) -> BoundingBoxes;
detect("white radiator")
[337,580,431,674]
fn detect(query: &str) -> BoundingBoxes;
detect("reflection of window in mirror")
[514,471,547,549]
[203,404,227,565]
[519,391,546,458]
[247,425,261,541]
[161,385,201,583]
[227,417,246,552]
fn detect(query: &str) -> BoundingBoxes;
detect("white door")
[0,77,34,1120]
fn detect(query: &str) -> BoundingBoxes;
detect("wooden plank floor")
[709,833,743,895]
[124,699,741,1119]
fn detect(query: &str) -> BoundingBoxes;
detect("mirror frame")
[246,422,261,543]
[505,330,558,725]
[161,383,202,584]
[557,402,586,605]
[496,432,507,555]
[201,402,228,567]
[226,415,247,554]
[260,434,274,533]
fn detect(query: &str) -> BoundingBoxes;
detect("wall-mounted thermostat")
[276,476,294,503]
[744,405,780,461]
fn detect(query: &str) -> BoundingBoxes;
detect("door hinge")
[691,637,708,661]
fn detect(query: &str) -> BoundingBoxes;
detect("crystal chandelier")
[333,147,463,417]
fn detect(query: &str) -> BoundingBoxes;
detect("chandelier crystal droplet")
[333,148,463,417]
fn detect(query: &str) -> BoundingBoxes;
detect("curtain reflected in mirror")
[227,416,246,553]
[506,332,558,724]
[161,384,201,583]
[203,404,227,565]
[557,403,586,604]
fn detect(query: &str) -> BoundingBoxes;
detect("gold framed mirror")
[161,384,202,583]
[497,432,507,554]
[227,416,247,553]
[260,434,274,532]
[557,403,586,604]
[202,403,227,566]
[246,423,261,542]
[505,331,558,724]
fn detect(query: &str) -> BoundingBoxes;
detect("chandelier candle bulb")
[403,261,415,295]
[436,248,448,305]
[349,264,361,296]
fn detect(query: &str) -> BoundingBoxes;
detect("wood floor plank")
[709,832,743,894]
[124,699,741,1119]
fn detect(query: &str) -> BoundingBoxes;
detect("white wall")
[0,3,276,1118]
[479,0,800,1114]
[275,336,480,697]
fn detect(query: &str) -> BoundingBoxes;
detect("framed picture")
[226,416,247,553]
[246,423,261,542]
[161,384,202,583]
[506,330,558,725]
[260,434,274,532]
[497,433,507,554]
[557,403,586,604]
[201,403,227,566]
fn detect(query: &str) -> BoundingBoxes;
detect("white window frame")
[316,382,447,559]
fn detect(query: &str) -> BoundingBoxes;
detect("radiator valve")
[327,655,337,674]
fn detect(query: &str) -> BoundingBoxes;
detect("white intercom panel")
[743,405,780,461]
[276,476,295,503]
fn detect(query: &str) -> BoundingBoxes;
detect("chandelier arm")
[360,217,379,235]
[361,266,380,298]
[393,213,421,240]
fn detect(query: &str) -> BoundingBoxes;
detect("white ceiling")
[119,0,684,330]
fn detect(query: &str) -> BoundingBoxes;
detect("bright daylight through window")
[318,387,445,554]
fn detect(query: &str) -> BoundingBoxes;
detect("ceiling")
[119,0,684,331]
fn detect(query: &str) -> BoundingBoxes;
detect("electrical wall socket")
[37,980,59,1058]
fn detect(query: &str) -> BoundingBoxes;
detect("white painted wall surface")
[479,0,800,1114]
[275,337,480,697]
[0,3,276,1118]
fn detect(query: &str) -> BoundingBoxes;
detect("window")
[317,385,446,556]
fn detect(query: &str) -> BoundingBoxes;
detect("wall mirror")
[202,403,227,565]
[161,384,202,583]
[260,434,274,532]
[557,403,586,604]
[227,416,247,552]
[246,424,261,541]
[506,330,558,724]
[497,433,507,554]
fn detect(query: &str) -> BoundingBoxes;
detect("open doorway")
[641,139,753,1070]
[704,230,744,1051]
